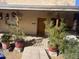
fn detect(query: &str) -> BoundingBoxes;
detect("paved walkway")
[22,46,49,59]
[4,50,22,59]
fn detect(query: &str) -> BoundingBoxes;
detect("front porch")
[0,10,78,36]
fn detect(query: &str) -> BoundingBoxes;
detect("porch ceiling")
[0,4,79,11]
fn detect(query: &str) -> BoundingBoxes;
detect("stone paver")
[22,46,49,59]
[41,38,49,49]
[39,48,49,59]
[4,50,22,59]
[51,54,64,59]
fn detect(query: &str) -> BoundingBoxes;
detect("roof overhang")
[0,4,79,11]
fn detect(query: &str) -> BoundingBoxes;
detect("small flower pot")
[2,42,9,49]
[15,39,25,49]
[48,47,57,52]
[48,41,58,52]
[14,39,25,52]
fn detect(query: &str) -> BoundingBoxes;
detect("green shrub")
[1,33,11,42]
[63,38,79,59]
[45,18,68,49]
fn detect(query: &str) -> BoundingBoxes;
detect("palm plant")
[45,18,68,52]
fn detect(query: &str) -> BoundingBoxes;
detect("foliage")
[45,17,79,59]
[45,18,68,48]
[9,25,25,39]
[63,38,79,59]
[1,33,11,42]
[6,14,25,40]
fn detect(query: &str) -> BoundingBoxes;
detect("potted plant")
[5,12,25,52]
[1,33,12,49]
[45,18,68,53]
[13,29,25,51]
[13,30,25,52]
[10,12,25,52]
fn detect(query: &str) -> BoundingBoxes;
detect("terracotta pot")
[15,39,25,48]
[15,42,24,48]
[48,41,58,52]
[2,42,9,49]
[48,47,57,52]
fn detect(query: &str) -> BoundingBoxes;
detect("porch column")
[56,13,60,28]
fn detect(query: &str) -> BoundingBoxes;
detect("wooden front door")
[37,18,46,36]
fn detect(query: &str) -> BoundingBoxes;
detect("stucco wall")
[0,10,49,35]
[0,0,75,6]
[0,10,16,32]
[19,11,49,35]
